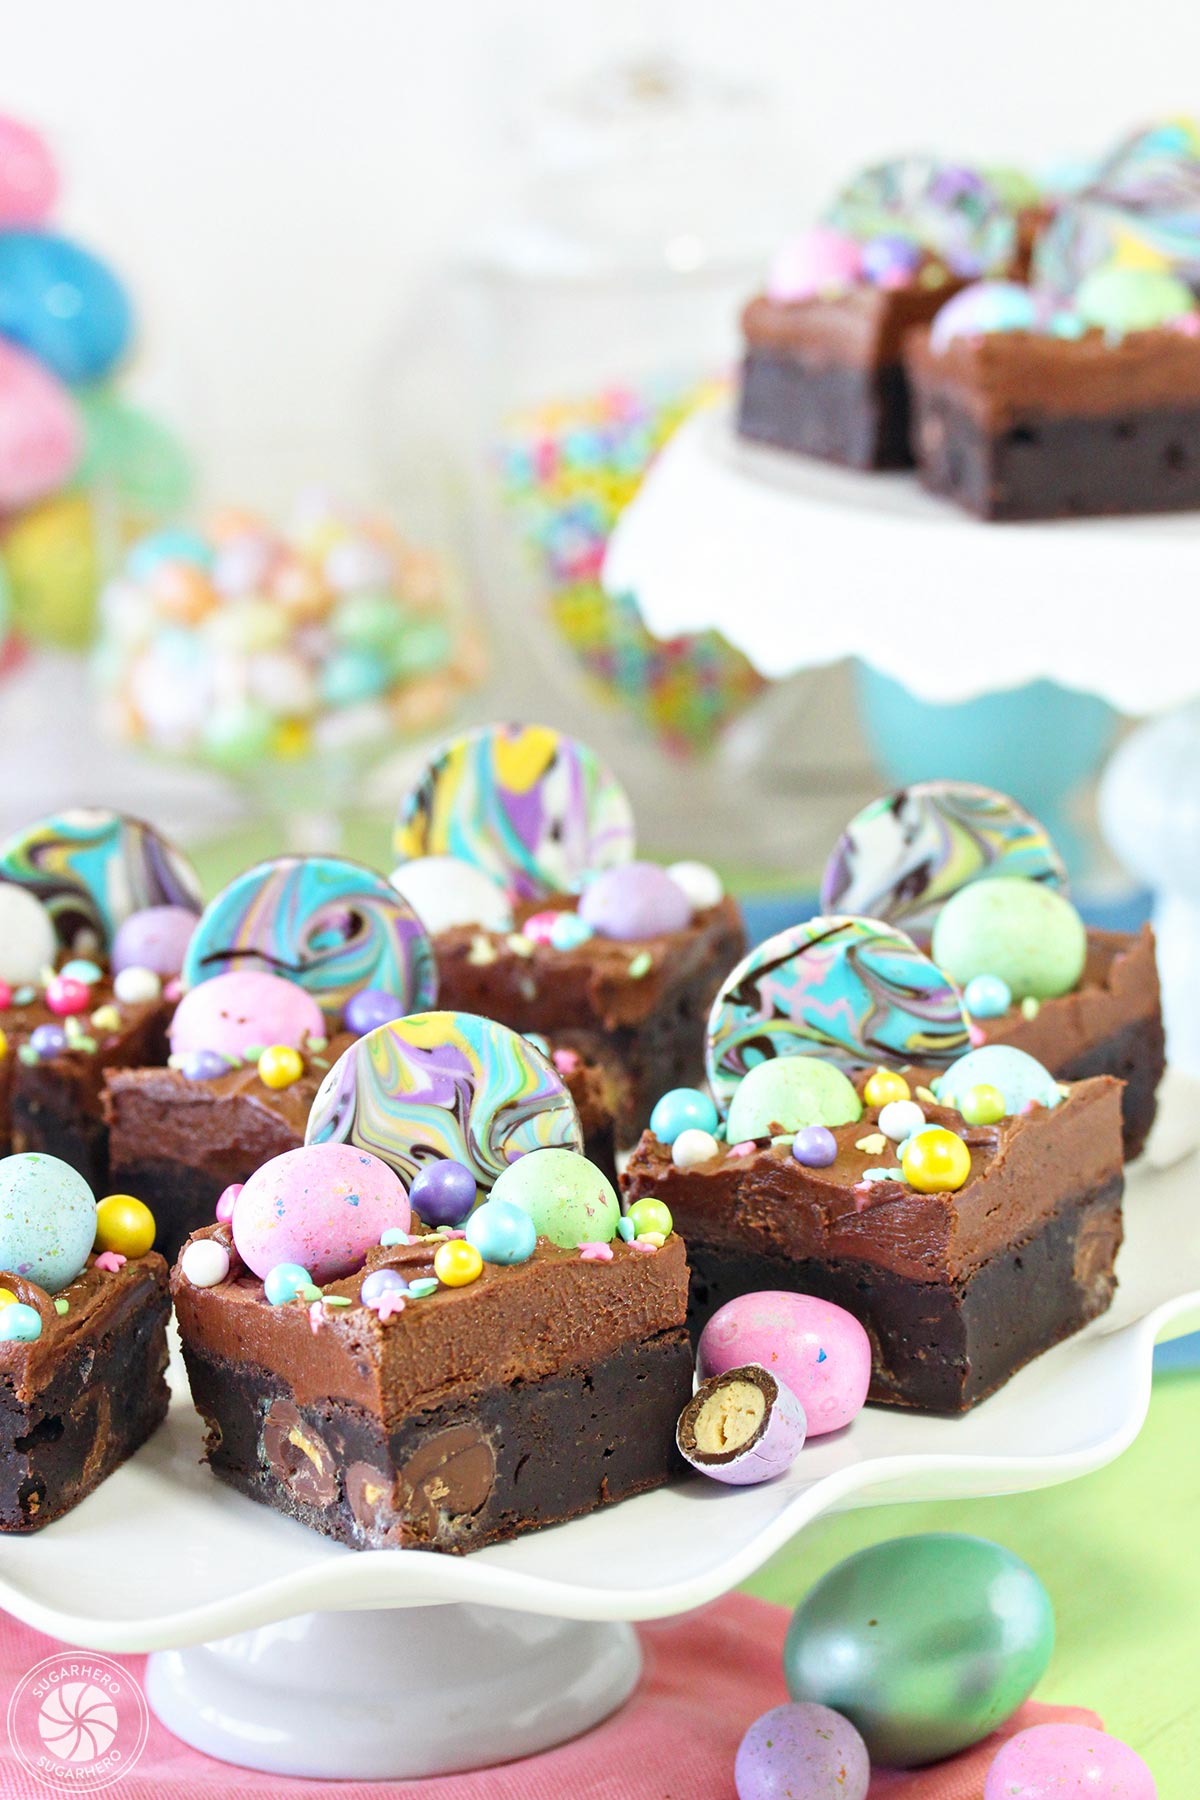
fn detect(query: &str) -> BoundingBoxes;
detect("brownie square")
[0,1254,170,1531]
[172,1226,693,1552]
[623,1074,1124,1415]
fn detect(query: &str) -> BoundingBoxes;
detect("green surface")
[745,1370,1200,1796]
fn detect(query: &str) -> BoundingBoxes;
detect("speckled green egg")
[489,1148,620,1249]
[726,1057,862,1143]
[931,877,1086,1000]
[1075,265,1195,336]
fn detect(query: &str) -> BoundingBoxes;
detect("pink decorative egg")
[984,1723,1157,1799]
[697,1291,872,1436]
[766,227,862,304]
[232,1142,411,1281]
[169,969,324,1062]
[0,338,81,509]
[0,115,59,226]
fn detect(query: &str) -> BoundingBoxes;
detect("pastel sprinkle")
[817,1348,827,1363]
[855,1133,887,1155]
[631,1238,659,1255]
[308,1300,325,1334]
[726,1139,756,1158]
[1021,997,1041,1020]
[54,1298,69,1316]
[468,935,499,966]
[627,951,653,979]
[506,934,535,958]
[407,1277,439,1299]
[367,1290,406,1321]
[915,1086,938,1105]
[380,1228,412,1247]
[616,1217,636,1242]
[580,1241,614,1261]
[323,1294,352,1307]
[94,1251,126,1272]
[90,1005,122,1032]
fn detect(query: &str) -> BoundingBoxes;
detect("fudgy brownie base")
[684,1177,1123,1415]
[738,349,912,469]
[1051,1013,1164,1162]
[0,1256,170,1531]
[182,1329,693,1553]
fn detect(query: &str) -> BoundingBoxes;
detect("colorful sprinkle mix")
[627,951,653,979]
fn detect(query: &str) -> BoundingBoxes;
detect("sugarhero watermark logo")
[8,1652,149,1792]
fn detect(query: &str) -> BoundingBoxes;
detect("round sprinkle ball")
[112,904,198,976]
[902,1127,971,1193]
[465,1198,537,1265]
[264,1261,316,1305]
[727,1058,862,1143]
[964,972,1013,1019]
[0,886,56,986]
[548,912,593,951]
[94,1193,156,1259]
[181,1238,231,1287]
[44,976,90,1017]
[360,1266,407,1305]
[863,1068,910,1108]
[113,966,164,1006]
[577,861,692,941]
[792,1126,837,1168]
[735,1701,869,1800]
[650,1086,718,1146]
[698,1290,871,1437]
[390,855,513,936]
[961,1083,1006,1126]
[490,1148,620,1249]
[233,1142,411,1282]
[181,1049,230,1082]
[343,988,408,1037]
[30,1023,67,1060]
[257,1044,305,1090]
[0,1303,43,1343]
[410,1159,478,1228]
[672,1128,720,1170]
[878,1099,925,1143]
[665,860,724,911]
[983,1722,1157,1799]
[0,1153,97,1293]
[626,1197,673,1240]
[936,1044,1061,1116]
[434,1238,484,1287]
[932,876,1086,1002]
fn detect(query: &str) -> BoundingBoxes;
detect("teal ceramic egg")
[783,1533,1055,1768]
[935,1044,1061,1116]
[726,1057,862,1142]
[490,1149,620,1249]
[0,1153,97,1293]
[931,876,1086,1000]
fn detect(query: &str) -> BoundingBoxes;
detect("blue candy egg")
[465,1198,538,1265]
[264,1261,315,1304]
[0,1302,43,1342]
[0,1153,96,1294]
[650,1087,719,1145]
[935,1044,1061,1116]
[930,280,1041,353]
[963,973,1013,1019]
[0,229,133,383]
[127,528,215,580]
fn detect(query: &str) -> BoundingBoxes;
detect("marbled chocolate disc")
[393,722,635,901]
[305,1010,583,1190]
[820,782,1067,933]
[0,808,202,954]
[705,916,969,1110]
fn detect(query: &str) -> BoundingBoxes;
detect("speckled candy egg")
[111,904,198,976]
[0,884,56,985]
[766,227,862,303]
[577,862,692,941]
[389,854,513,935]
[983,1722,1157,1799]
[735,1701,870,1800]
[0,1153,97,1293]
[784,1533,1055,1767]
[931,876,1086,1000]
[170,970,325,1062]
[489,1148,620,1249]
[697,1291,871,1436]
[232,1142,411,1281]
[726,1057,862,1144]
[935,1043,1062,1116]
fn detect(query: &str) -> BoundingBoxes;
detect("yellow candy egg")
[0,1287,16,1308]
[960,1084,1006,1127]
[864,1068,911,1109]
[433,1239,484,1288]
[258,1045,305,1089]
[902,1128,972,1194]
[94,1194,157,1259]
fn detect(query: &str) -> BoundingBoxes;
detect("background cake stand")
[604,404,1200,1060]
[0,1075,1197,1782]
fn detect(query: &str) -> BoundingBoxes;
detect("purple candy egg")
[860,233,923,285]
[181,1048,230,1081]
[577,862,692,941]
[735,1701,870,1800]
[111,905,199,976]
[343,987,408,1036]
[410,1158,477,1227]
[30,1023,67,1060]
[984,1723,1158,1800]
[793,1126,838,1168]
[360,1267,408,1305]
[677,1365,806,1486]
[698,1291,872,1437]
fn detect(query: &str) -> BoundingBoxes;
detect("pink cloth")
[0,1594,1101,1798]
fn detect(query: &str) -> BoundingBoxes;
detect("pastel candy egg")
[697,1291,871,1436]
[665,861,724,911]
[465,1198,537,1265]
[983,1722,1157,1799]
[930,280,1042,352]
[0,884,56,985]
[735,1702,870,1800]
[931,876,1086,1000]
[0,229,133,384]
[783,1533,1055,1767]
[577,862,692,941]
[766,227,862,303]
[650,1087,719,1145]
[878,1099,925,1142]
[232,1142,411,1281]
[389,855,513,934]
[936,1044,1061,1116]
[1075,265,1195,337]
[963,972,1013,1018]
[490,1148,620,1249]
[169,970,325,1062]
[726,1058,862,1143]
[0,338,82,510]
[181,1238,230,1288]
[0,1153,97,1293]
[0,115,59,227]
[0,1303,42,1342]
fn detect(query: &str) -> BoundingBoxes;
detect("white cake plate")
[1,1076,1197,1781]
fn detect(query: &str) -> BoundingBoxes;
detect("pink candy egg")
[232,1142,411,1281]
[766,227,862,304]
[0,115,59,226]
[697,1291,872,1436]
[169,969,324,1061]
[984,1724,1157,1799]
[0,338,81,509]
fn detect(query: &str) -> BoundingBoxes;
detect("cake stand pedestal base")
[145,1602,641,1780]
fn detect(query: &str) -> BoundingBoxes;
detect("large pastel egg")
[111,904,198,976]
[983,1722,1157,1799]
[783,1533,1055,1766]
[0,1153,97,1293]
[232,1143,410,1281]
[490,1148,620,1248]
[935,1043,1061,1116]
[766,227,862,303]
[0,115,59,227]
[0,883,56,984]
[1075,265,1195,337]
[0,229,133,384]
[578,862,692,940]
[725,1057,862,1143]
[697,1291,871,1436]
[169,970,325,1062]
[0,337,82,510]
[389,854,513,934]
[735,1702,870,1800]
[932,876,1086,1000]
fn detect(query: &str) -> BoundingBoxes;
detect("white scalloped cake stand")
[0,1075,1197,1780]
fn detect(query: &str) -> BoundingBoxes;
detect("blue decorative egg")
[0,229,133,383]
[465,1198,537,1265]
[935,1044,1061,1116]
[0,1153,96,1293]
[930,280,1042,353]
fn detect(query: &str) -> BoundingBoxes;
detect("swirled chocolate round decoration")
[826,156,1017,277]
[820,782,1067,933]
[0,808,202,954]
[305,1009,584,1190]
[1034,119,1200,298]
[182,854,436,1016]
[705,917,969,1110]
[393,723,635,901]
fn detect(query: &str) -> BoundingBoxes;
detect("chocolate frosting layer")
[0,1252,170,1403]
[907,325,1200,423]
[976,925,1160,1067]
[742,283,962,370]
[1,980,172,1143]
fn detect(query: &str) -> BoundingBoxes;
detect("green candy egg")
[1075,265,1195,336]
[784,1533,1054,1768]
[726,1057,862,1143]
[931,876,1085,1000]
[490,1148,620,1250]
